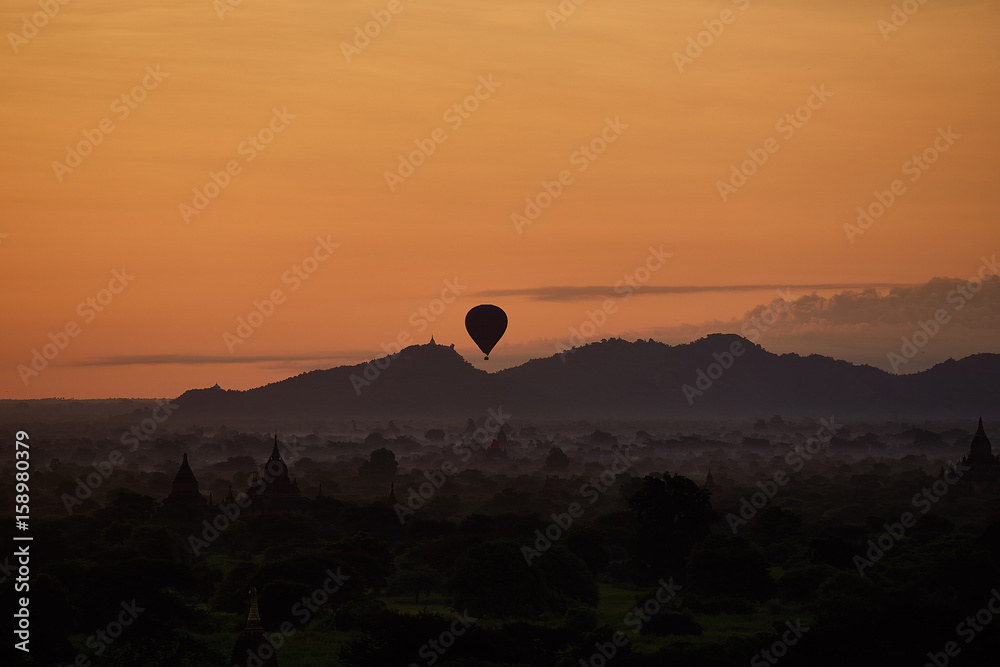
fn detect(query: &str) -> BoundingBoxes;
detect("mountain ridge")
[175,336,1000,421]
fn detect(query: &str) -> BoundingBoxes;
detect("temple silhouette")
[702,469,720,496]
[162,435,306,518]
[960,418,1000,493]
[161,438,306,665]
[159,452,210,520]
[230,587,278,667]
[244,434,306,514]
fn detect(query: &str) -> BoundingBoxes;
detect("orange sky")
[2,0,999,399]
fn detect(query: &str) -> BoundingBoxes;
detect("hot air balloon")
[465,305,507,360]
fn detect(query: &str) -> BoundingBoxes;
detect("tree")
[448,540,597,618]
[358,447,398,479]
[564,527,611,576]
[386,566,445,603]
[544,447,570,472]
[687,534,775,601]
[424,428,446,442]
[627,472,715,583]
[751,506,803,545]
[449,540,549,618]
[111,489,159,518]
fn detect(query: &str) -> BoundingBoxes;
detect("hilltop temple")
[959,418,1000,493]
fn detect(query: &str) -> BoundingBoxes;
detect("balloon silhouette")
[465,305,507,360]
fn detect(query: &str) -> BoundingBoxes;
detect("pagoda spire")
[969,417,993,463]
[163,452,204,507]
[245,587,263,631]
[176,453,195,481]
[230,585,277,667]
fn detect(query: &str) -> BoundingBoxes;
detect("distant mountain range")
[175,336,1000,422]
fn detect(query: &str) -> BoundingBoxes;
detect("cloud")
[471,283,914,302]
[639,272,1000,372]
[744,276,1000,332]
[71,276,1000,377]
[71,351,375,367]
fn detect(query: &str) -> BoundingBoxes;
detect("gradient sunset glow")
[2,0,998,398]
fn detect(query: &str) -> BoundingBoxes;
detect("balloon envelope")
[465,305,507,360]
